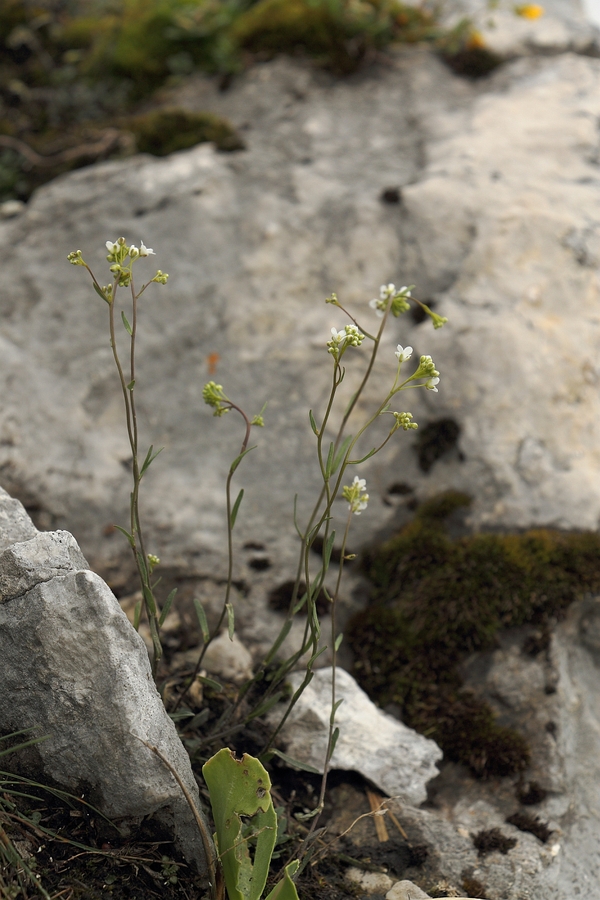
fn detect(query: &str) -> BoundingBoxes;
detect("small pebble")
[346,868,394,894]
[0,199,25,219]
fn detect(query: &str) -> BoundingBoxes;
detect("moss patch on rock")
[125,107,245,156]
[348,491,600,777]
[232,0,438,74]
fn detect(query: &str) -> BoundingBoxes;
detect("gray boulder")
[0,487,211,877]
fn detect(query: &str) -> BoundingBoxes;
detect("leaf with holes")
[202,749,278,900]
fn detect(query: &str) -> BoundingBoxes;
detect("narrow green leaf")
[334,632,344,652]
[121,310,133,336]
[93,282,106,300]
[269,749,321,775]
[142,583,157,616]
[343,390,359,417]
[230,489,244,529]
[197,675,223,692]
[308,410,319,436]
[230,445,257,474]
[193,598,210,644]
[127,379,135,391]
[158,588,177,627]
[349,446,378,465]
[332,435,353,474]
[0,732,50,760]
[325,442,335,479]
[189,708,211,729]
[226,601,235,640]
[323,531,336,569]
[305,646,327,668]
[292,494,303,539]
[169,709,195,722]
[113,524,135,548]
[330,726,340,757]
[332,698,344,717]
[133,600,142,631]
[292,591,308,615]
[247,691,285,721]
[140,444,164,478]
[263,619,293,665]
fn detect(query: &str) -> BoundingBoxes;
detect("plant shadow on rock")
[348,491,600,778]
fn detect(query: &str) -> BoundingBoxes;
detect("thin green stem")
[174,402,252,711]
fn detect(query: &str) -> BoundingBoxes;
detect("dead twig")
[0,129,122,168]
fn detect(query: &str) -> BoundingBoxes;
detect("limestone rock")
[1,50,600,580]
[0,487,211,877]
[268,667,442,805]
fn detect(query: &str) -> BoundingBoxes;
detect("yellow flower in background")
[466,29,487,48]
[514,4,545,18]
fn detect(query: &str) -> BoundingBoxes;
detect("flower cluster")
[202,381,230,417]
[327,324,365,360]
[67,249,86,266]
[392,411,418,432]
[68,238,168,292]
[369,283,412,318]
[342,476,369,515]
[403,354,441,391]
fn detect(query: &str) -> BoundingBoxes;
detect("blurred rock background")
[3,1,600,897]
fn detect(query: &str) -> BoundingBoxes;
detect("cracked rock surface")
[0,487,211,877]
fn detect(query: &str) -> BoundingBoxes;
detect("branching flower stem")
[107,275,163,676]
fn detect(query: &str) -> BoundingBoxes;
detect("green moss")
[125,107,245,156]
[349,492,600,777]
[232,0,438,74]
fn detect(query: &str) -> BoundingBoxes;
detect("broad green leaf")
[202,749,277,900]
[230,489,244,529]
[193,598,210,644]
[121,310,133,336]
[158,588,177,627]
[264,860,301,900]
